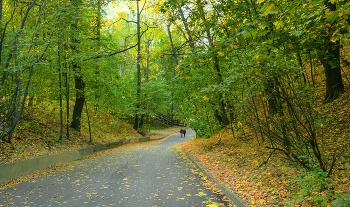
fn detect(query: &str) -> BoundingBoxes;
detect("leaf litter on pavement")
[0,126,232,207]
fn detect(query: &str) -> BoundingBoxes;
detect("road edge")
[185,152,248,207]
[0,136,161,183]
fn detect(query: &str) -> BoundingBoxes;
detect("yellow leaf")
[206,203,220,207]
[331,36,339,43]
[186,193,192,196]
[217,51,225,57]
[263,3,275,16]
[203,95,209,101]
[273,20,283,29]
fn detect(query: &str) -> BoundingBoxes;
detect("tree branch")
[83,42,138,61]
[84,23,150,61]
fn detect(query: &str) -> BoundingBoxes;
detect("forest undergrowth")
[179,91,350,207]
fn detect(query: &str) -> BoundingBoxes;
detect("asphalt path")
[0,129,228,207]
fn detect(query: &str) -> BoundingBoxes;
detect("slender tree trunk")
[65,71,70,139]
[166,24,178,125]
[93,0,102,114]
[309,52,315,86]
[58,31,63,140]
[145,39,151,83]
[85,100,92,142]
[296,52,307,84]
[133,0,141,130]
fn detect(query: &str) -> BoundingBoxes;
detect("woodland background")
[0,0,349,206]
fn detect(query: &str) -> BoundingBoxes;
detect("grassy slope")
[0,106,141,164]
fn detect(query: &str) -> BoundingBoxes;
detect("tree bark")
[320,0,344,103]
[70,0,85,131]
[133,0,142,130]
[70,70,85,131]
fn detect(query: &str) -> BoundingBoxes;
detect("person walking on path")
[183,128,186,137]
[180,128,183,137]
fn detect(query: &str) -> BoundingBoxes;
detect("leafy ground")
[178,91,350,206]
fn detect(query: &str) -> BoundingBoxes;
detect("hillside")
[0,106,141,165]
[179,90,350,206]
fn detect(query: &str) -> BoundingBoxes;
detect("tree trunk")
[166,24,178,125]
[70,72,85,131]
[264,76,283,116]
[70,0,85,131]
[320,0,344,103]
[133,0,142,130]
[65,71,70,139]
[320,39,343,103]
[145,38,151,83]
[197,1,230,126]
[57,31,63,140]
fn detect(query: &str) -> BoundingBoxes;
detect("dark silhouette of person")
[183,129,186,137]
[180,128,183,137]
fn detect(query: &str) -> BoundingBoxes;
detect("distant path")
[0,129,228,207]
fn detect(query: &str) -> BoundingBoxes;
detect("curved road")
[0,129,228,207]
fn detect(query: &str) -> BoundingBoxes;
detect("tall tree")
[70,0,86,132]
[133,0,142,130]
[320,0,344,103]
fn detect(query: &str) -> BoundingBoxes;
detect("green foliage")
[332,194,350,207]
[294,168,330,200]
[287,168,349,207]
